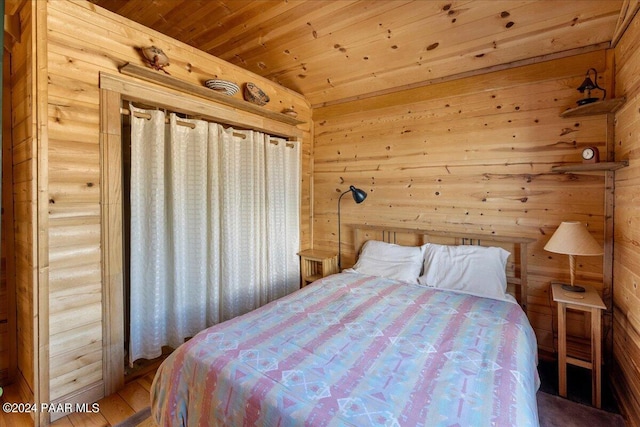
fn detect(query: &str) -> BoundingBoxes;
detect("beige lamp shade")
[544,221,603,290]
[544,221,603,256]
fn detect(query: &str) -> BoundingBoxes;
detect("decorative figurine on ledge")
[141,46,171,74]
[576,68,606,106]
[243,82,270,106]
[282,107,298,118]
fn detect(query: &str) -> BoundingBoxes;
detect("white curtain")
[128,106,300,364]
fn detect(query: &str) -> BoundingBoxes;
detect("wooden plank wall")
[46,0,310,407]
[7,0,36,401]
[0,50,10,387]
[2,0,636,422]
[3,0,312,416]
[1,49,13,386]
[312,50,612,357]
[612,9,640,427]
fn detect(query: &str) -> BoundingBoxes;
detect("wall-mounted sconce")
[576,68,606,106]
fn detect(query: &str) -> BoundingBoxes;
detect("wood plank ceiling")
[87,0,626,107]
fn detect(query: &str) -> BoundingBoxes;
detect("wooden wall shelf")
[560,98,626,118]
[118,63,306,127]
[552,161,629,173]
[556,93,627,371]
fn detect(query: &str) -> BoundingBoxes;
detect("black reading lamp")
[576,68,606,106]
[337,185,367,269]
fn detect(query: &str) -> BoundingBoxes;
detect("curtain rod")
[121,107,247,139]
[121,107,196,129]
[270,140,296,148]
[120,108,295,147]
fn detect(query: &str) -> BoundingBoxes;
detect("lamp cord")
[548,284,557,355]
[337,190,350,269]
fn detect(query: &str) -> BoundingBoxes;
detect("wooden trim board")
[35,1,50,424]
[100,72,304,139]
[100,88,125,397]
[118,63,306,126]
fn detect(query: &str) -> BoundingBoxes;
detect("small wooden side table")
[297,249,338,286]
[551,282,606,408]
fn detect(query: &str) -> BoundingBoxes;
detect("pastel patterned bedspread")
[151,272,540,426]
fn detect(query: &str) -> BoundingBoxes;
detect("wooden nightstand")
[297,249,338,286]
[551,282,606,408]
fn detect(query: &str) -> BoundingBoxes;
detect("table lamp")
[544,221,603,292]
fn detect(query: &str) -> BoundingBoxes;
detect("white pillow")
[351,240,423,283]
[418,243,510,301]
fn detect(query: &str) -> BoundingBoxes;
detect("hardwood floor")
[0,367,158,427]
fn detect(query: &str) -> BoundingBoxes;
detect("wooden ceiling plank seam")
[415,16,616,69]
[258,3,618,86]
[200,1,356,59]
[218,0,459,77]
[186,3,285,50]
[311,50,606,114]
[91,0,159,22]
[144,1,212,36]
[174,0,259,46]
[170,1,254,43]
[201,1,328,54]
[236,2,619,93]
[391,4,620,63]
[321,0,530,47]
[190,1,307,51]
[112,0,162,23]
[213,0,418,63]
[205,0,616,74]
[303,39,611,106]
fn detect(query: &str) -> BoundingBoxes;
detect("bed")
[150,226,540,426]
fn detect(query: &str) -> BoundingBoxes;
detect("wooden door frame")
[100,87,125,395]
[99,72,305,394]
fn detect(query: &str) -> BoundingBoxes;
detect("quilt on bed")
[151,271,540,426]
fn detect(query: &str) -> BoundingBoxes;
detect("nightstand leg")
[558,302,567,398]
[592,307,602,408]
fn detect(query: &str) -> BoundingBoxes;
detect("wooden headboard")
[350,225,535,315]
